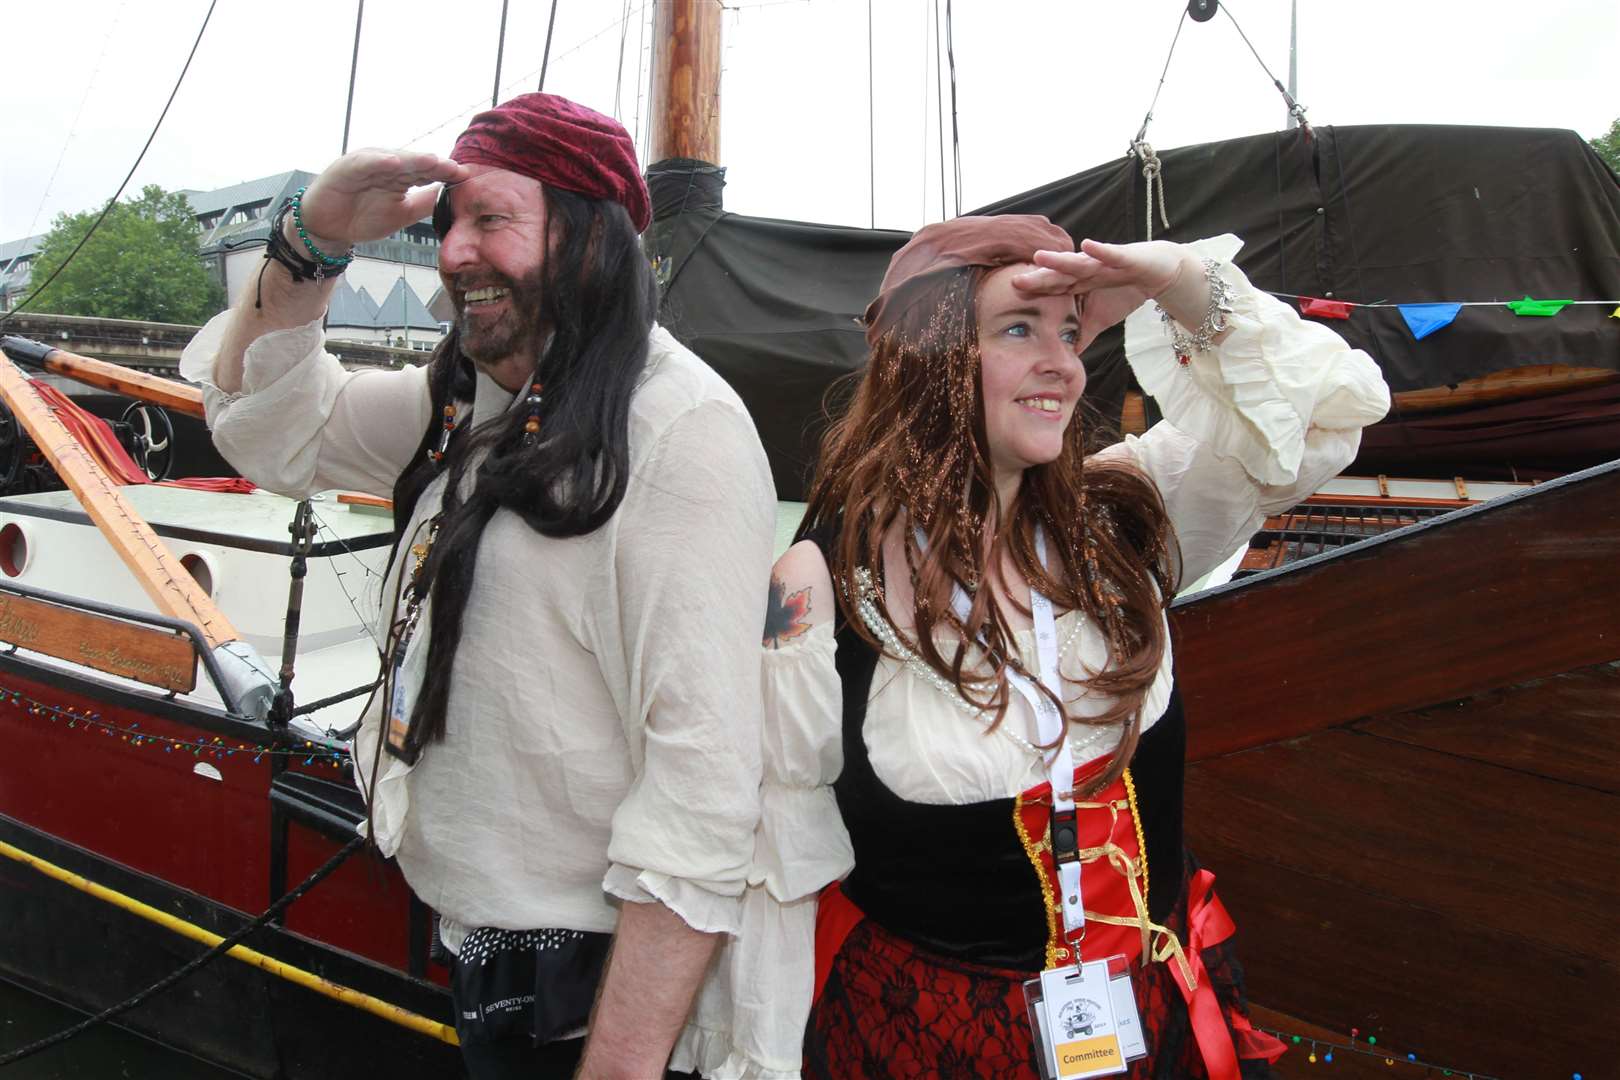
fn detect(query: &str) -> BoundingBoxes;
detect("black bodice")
[811,532,1186,972]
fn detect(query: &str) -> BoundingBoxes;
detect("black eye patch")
[433,186,454,240]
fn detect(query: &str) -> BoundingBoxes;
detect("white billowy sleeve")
[1103,233,1392,586]
[178,311,432,499]
[672,622,851,1079]
[601,398,776,933]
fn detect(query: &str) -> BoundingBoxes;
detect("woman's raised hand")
[295,150,470,250]
[1011,239,1206,352]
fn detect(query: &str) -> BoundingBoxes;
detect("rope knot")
[1131,140,1172,240]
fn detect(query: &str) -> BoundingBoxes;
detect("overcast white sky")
[3,0,1617,244]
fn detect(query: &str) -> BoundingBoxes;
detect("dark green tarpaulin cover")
[648,125,1620,497]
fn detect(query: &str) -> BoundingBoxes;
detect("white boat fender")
[210,639,278,721]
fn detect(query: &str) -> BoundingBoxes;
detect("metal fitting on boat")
[210,640,278,721]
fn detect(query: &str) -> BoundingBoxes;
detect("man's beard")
[451,268,546,369]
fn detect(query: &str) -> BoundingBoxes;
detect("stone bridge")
[0,311,422,382]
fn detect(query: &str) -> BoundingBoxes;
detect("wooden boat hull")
[1172,458,1620,1078]
[0,657,457,1078]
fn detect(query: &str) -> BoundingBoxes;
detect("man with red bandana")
[181,94,775,1078]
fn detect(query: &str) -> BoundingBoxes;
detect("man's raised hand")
[295,150,470,249]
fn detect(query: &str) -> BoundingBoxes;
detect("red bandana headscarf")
[452,92,652,233]
[864,214,1074,345]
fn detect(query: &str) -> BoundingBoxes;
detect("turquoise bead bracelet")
[289,187,354,269]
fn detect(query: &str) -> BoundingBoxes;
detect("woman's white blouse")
[672,234,1390,1077]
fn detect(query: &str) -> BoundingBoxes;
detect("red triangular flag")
[1298,297,1353,319]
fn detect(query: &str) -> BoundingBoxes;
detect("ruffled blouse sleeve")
[178,310,431,499]
[1106,233,1392,586]
[671,622,850,1079]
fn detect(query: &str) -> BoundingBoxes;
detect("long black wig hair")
[388,185,658,756]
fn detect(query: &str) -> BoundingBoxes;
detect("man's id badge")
[383,646,417,763]
[1023,957,1146,1078]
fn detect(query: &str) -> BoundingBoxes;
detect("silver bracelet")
[1155,258,1234,359]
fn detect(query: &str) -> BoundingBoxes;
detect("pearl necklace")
[853,567,1101,761]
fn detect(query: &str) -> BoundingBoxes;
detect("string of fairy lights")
[0,681,348,767]
[1260,1020,1586,1077]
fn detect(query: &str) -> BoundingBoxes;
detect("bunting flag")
[1505,296,1574,317]
[1298,297,1353,320]
[1610,305,1620,319]
[1397,302,1463,340]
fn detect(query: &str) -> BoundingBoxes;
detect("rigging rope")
[868,0,876,228]
[918,0,928,223]
[407,4,647,151]
[1132,6,1187,147]
[1133,142,1170,240]
[9,0,127,269]
[632,0,650,157]
[943,0,962,216]
[0,834,365,1067]
[0,0,219,333]
[1126,5,1188,241]
[492,0,511,108]
[1220,0,1309,130]
[340,0,365,154]
[538,0,561,91]
[933,0,946,220]
[613,0,634,120]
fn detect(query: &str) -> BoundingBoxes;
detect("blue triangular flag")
[1398,302,1462,340]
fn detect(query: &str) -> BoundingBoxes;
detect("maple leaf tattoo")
[763,575,813,649]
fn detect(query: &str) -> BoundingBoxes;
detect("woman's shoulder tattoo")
[763,575,813,649]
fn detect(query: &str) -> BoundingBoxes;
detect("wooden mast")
[649,0,724,166]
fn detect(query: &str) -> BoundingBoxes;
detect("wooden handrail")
[1172,457,1620,761]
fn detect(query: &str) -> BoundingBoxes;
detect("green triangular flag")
[1506,296,1573,317]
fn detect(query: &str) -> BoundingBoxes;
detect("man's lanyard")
[919,526,1086,945]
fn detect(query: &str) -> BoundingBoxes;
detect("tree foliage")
[1592,118,1620,174]
[26,185,224,324]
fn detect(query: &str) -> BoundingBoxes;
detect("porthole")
[180,552,215,597]
[0,523,28,577]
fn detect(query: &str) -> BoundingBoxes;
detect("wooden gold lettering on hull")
[0,594,197,693]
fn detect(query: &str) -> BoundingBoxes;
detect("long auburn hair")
[801,268,1177,793]
[388,186,657,757]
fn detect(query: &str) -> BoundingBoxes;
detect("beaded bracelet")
[289,186,354,272]
[256,201,336,305]
[1156,257,1234,361]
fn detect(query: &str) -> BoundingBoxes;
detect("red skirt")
[805,866,1283,1080]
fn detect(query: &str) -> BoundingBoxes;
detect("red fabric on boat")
[28,381,254,492]
[158,477,258,494]
[31,382,148,484]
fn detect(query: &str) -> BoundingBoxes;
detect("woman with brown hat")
[693,215,1387,1079]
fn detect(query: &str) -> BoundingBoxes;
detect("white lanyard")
[919,526,1087,943]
